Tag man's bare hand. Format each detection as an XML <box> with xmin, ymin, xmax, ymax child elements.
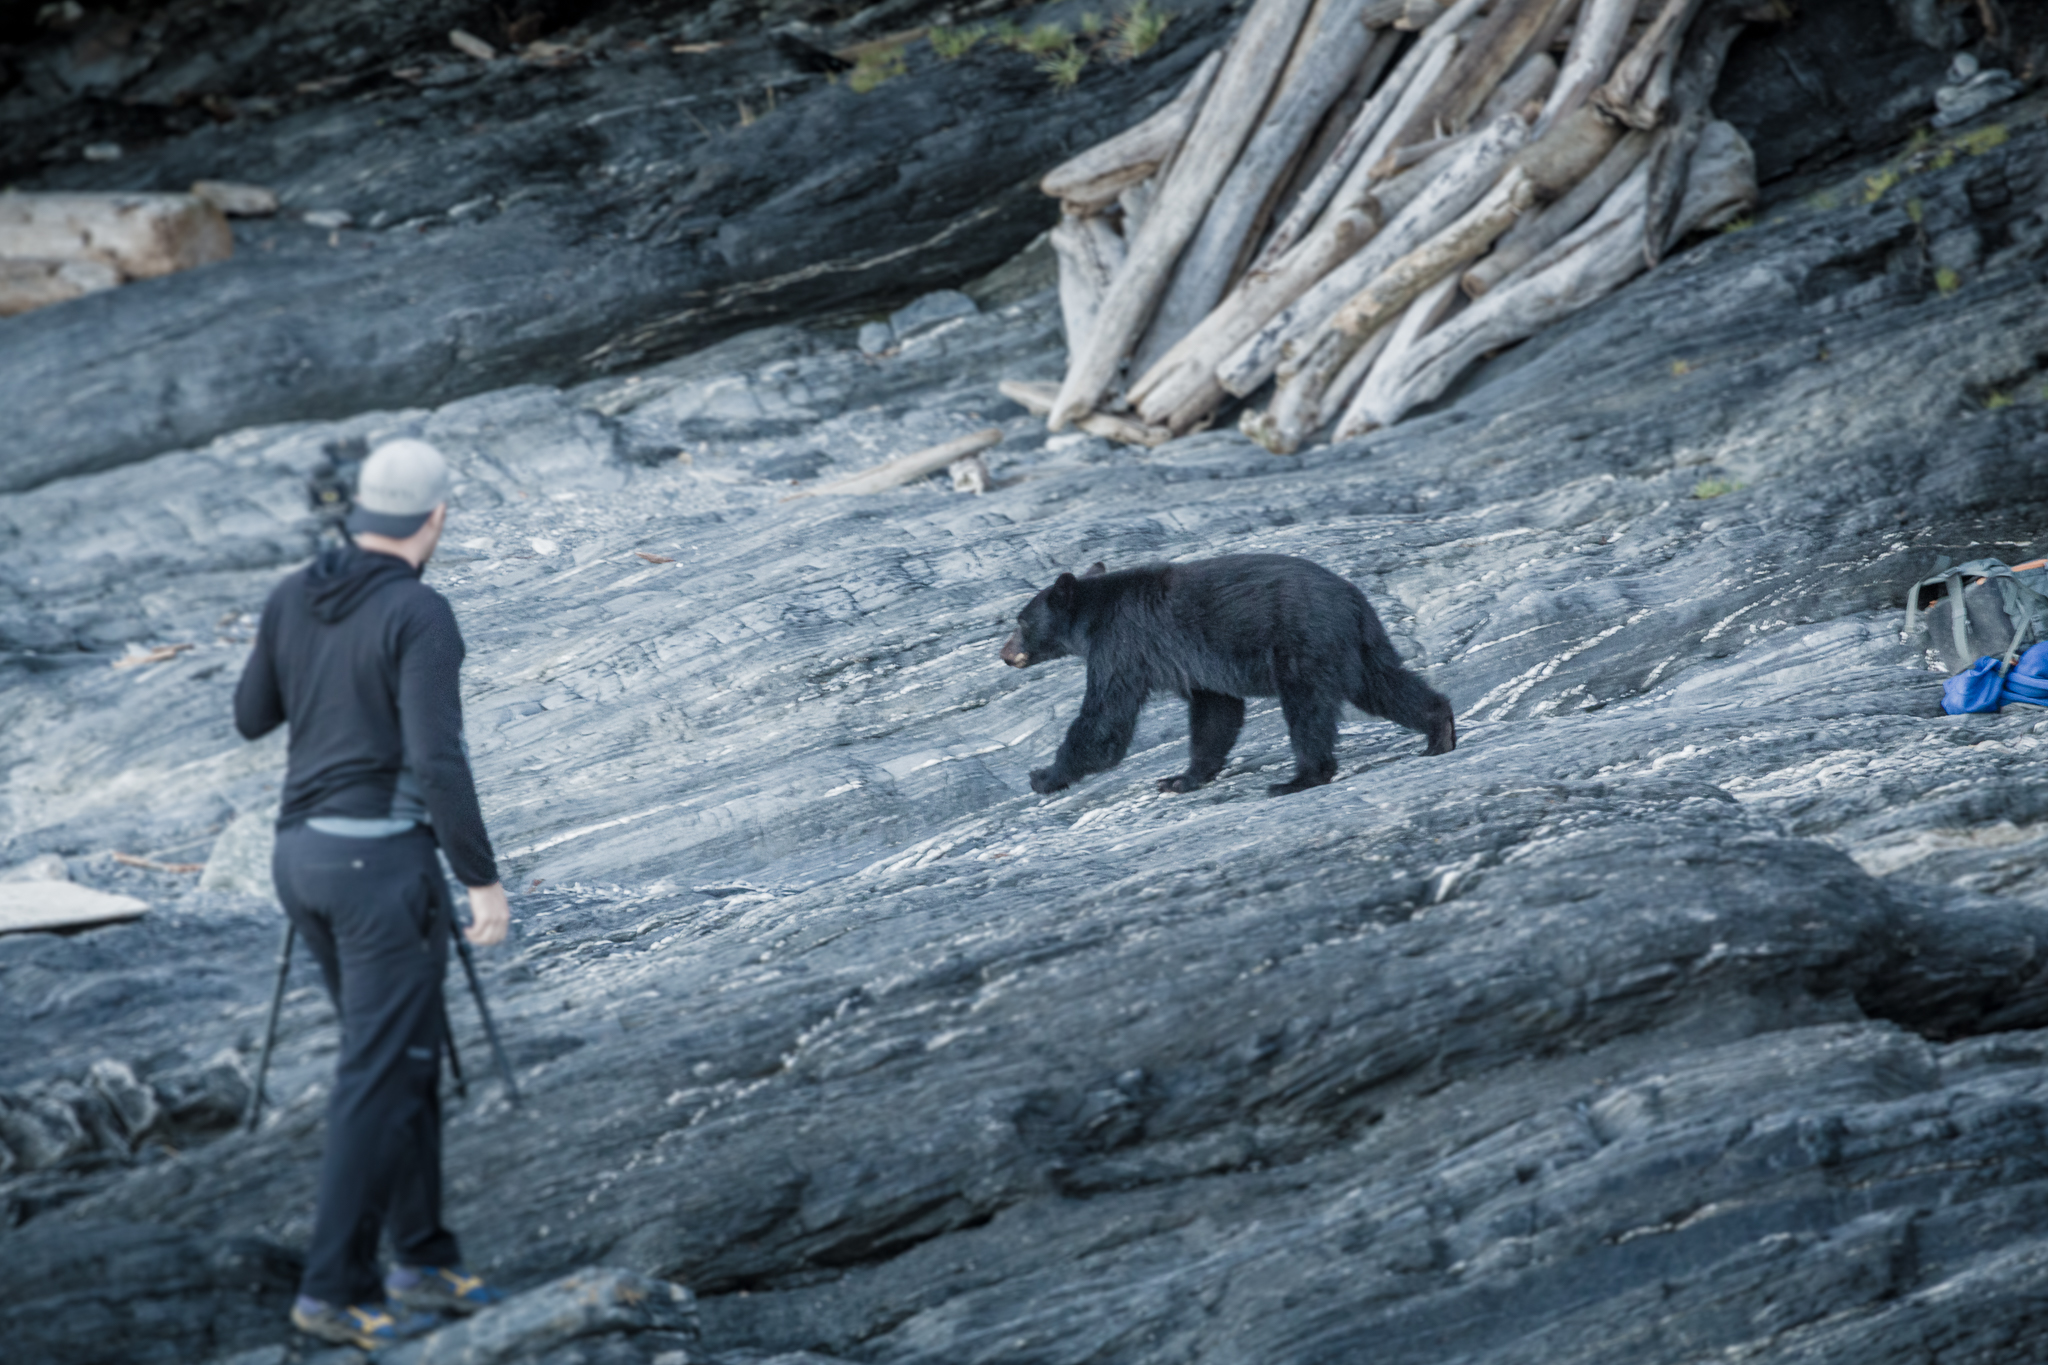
<box><xmin>464</xmin><ymin>882</ymin><xmax>511</xmax><ymax>946</ymax></box>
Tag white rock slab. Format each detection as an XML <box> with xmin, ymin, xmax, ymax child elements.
<box><xmin>0</xmin><ymin>882</ymin><xmax>147</xmax><ymax>934</ymax></box>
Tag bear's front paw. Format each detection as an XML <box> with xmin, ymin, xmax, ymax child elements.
<box><xmin>1156</xmin><ymin>772</ymin><xmax>1202</xmax><ymax>793</ymax></box>
<box><xmin>1030</xmin><ymin>767</ymin><xmax>1071</xmax><ymax>795</ymax></box>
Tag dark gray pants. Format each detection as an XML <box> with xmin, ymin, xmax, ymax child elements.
<box><xmin>273</xmin><ymin>824</ymin><xmax>462</xmax><ymax>1306</ymax></box>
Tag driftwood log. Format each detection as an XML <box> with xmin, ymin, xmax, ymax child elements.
<box><xmin>1040</xmin><ymin>52</ymin><xmax>1224</xmax><ymax>212</ymax></box>
<box><xmin>1132</xmin><ymin>0</ymin><xmax>1379</xmax><ymax>378</ymax></box>
<box><xmin>1000</xmin><ymin>380</ymin><xmax>1172</xmax><ymax>446</ymax></box>
<box><xmin>1218</xmin><ymin>112</ymin><xmax>1530</xmax><ymax>398</ymax></box>
<box><xmin>1049</xmin><ymin>0</ymin><xmax>1319</xmax><ymax>430</ymax></box>
<box><xmin>1336</xmin><ymin>120</ymin><xmax>1752</xmax><ymax>432</ymax></box>
<box><xmin>1028</xmin><ymin>0</ymin><xmax>1772</xmax><ymax>446</ymax></box>
<box><xmin>1051</xmin><ymin>211</ymin><xmax>1129</xmax><ymax>355</ymax></box>
<box><xmin>1248</xmin><ymin>0</ymin><xmax>1487</xmax><ymax>276</ymax></box>
<box><xmin>1463</xmin><ymin>125</ymin><xmax>1650</xmax><ymax>295</ymax></box>
<box><xmin>0</xmin><ymin>193</ymin><xmax>232</xmax><ymax>280</ymax></box>
<box><xmin>0</xmin><ymin>258</ymin><xmax>121</xmax><ymax>317</ymax></box>
<box><xmin>794</xmin><ymin>428</ymin><xmax>1004</xmax><ymax>497</ymax></box>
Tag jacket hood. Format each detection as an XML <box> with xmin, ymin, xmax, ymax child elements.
<box><xmin>306</xmin><ymin>545</ymin><xmax>418</xmax><ymax>624</ymax></box>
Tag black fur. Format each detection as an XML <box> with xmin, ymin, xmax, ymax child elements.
<box><xmin>1000</xmin><ymin>554</ymin><xmax>1456</xmax><ymax>797</ymax></box>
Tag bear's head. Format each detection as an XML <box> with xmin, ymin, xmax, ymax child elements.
<box><xmin>1000</xmin><ymin>562</ymin><xmax>1104</xmax><ymax>668</ymax></box>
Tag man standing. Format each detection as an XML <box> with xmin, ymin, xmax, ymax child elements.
<box><xmin>235</xmin><ymin>438</ymin><xmax>512</xmax><ymax>1350</ymax></box>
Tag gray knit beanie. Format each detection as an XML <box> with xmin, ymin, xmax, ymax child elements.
<box><xmin>346</xmin><ymin>439</ymin><xmax>450</xmax><ymax>538</ymax></box>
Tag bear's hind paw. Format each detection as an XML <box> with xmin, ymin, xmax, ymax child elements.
<box><xmin>1029</xmin><ymin>767</ymin><xmax>1072</xmax><ymax>795</ymax></box>
<box><xmin>1156</xmin><ymin>773</ymin><xmax>1206</xmax><ymax>794</ymax></box>
<box><xmin>1267</xmin><ymin>772</ymin><xmax>1334</xmax><ymax>796</ymax></box>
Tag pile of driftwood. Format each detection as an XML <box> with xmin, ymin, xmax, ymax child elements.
<box><xmin>1029</xmin><ymin>0</ymin><xmax>1770</xmax><ymax>452</ymax></box>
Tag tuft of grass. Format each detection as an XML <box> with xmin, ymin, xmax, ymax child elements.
<box><xmin>1954</xmin><ymin>123</ymin><xmax>2008</xmax><ymax>156</ymax></box>
<box><xmin>990</xmin><ymin>18</ymin><xmax>1023</xmax><ymax>46</ymax></box>
<box><xmin>1804</xmin><ymin>187</ymin><xmax>1839</xmax><ymax>212</ymax></box>
<box><xmin>1905</xmin><ymin>196</ymin><xmax>1924</xmax><ymax>224</ymax></box>
<box><xmin>928</xmin><ymin>24</ymin><xmax>986</xmax><ymax>59</ymax></box>
<box><xmin>1080</xmin><ymin>10</ymin><xmax>1106</xmax><ymax>35</ymax></box>
<box><xmin>1693</xmin><ymin>477</ymin><xmax>1744</xmax><ymax>499</ymax></box>
<box><xmin>1019</xmin><ymin>22</ymin><xmax>1074</xmax><ymax>54</ymax></box>
<box><xmin>848</xmin><ymin>44</ymin><xmax>907</xmax><ymax>93</ymax></box>
<box><xmin>1863</xmin><ymin>168</ymin><xmax>1898</xmax><ymax>203</ymax></box>
<box><xmin>1935</xmin><ymin>266</ymin><xmax>1961</xmax><ymax>295</ymax></box>
<box><xmin>1718</xmin><ymin>214</ymin><xmax>1753</xmax><ymax>233</ymax></box>
<box><xmin>1670</xmin><ymin>359</ymin><xmax>1693</xmax><ymax>377</ymax></box>
<box><xmin>1113</xmin><ymin>0</ymin><xmax>1172</xmax><ymax>58</ymax></box>
<box><xmin>1985</xmin><ymin>390</ymin><xmax>2015</xmax><ymax>410</ymax></box>
<box><xmin>1038</xmin><ymin>43</ymin><xmax>1089</xmax><ymax>89</ymax></box>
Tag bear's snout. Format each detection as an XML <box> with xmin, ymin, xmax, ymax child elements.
<box><xmin>1000</xmin><ymin>633</ymin><xmax>1031</xmax><ymax>668</ymax></box>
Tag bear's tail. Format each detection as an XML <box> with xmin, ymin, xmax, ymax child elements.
<box><xmin>1356</xmin><ymin>649</ymin><xmax>1457</xmax><ymax>756</ymax></box>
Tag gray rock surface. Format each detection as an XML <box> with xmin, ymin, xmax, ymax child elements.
<box><xmin>0</xmin><ymin>0</ymin><xmax>1232</xmax><ymax>492</ymax></box>
<box><xmin>4</xmin><ymin>8</ymin><xmax>2048</xmax><ymax>1365</ymax></box>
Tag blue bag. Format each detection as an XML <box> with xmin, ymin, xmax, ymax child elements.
<box><xmin>1943</xmin><ymin>656</ymin><xmax>2009</xmax><ymax>714</ymax></box>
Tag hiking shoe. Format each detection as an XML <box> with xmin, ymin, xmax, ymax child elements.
<box><xmin>290</xmin><ymin>1296</ymin><xmax>440</xmax><ymax>1350</ymax></box>
<box><xmin>386</xmin><ymin>1264</ymin><xmax>507</xmax><ymax>1316</ymax></box>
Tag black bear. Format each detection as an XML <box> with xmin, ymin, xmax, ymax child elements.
<box><xmin>999</xmin><ymin>554</ymin><xmax>1456</xmax><ymax>796</ymax></box>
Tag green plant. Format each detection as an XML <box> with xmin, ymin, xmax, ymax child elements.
<box><xmin>1985</xmin><ymin>390</ymin><xmax>2015</xmax><ymax>410</ymax></box>
<box><xmin>928</xmin><ymin>23</ymin><xmax>986</xmax><ymax>58</ymax></box>
<box><xmin>1905</xmin><ymin>196</ymin><xmax>1924</xmax><ymax>224</ymax></box>
<box><xmin>1693</xmin><ymin>477</ymin><xmax>1744</xmax><ymax>499</ymax></box>
<box><xmin>1020</xmin><ymin>22</ymin><xmax>1074</xmax><ymax>54</ymax></box>
<box><xmin>1935</xmin><ymin>266</ymin><xmax>1961</xmax><ymax>295</ymax></box>
<box><xmin>848</xmin><ymin>44</ymin><xmax>907</xmax><ymax>93</ymax></box>
<box><xmin>1113</xmin><ymin>0</ymin><xmax>1172</xmax><ymax>58</ymax></box>
<box><xmin>1804</xmin><ymin>187</ymin><xmax>1839</xmax><ymax>212</ymax></box>
<box><xmin>990</xmin><ymin>18</ymin><xmax>1023</xmax><ymax>45</ymax></box>
<box><xmin>1862</xmin><ymin>168</ymin><xmax>1898</xmax><ymax>203</ymax></box>
<box><xmin>1718</xmin><ymin>215</ymin><xmax>1753</xmax><ymax>233</ymax></box>
<box><xmin>1039</xmin><ymin>43</ymin><xmax>1089</xmax><ymax>89</ymax></box>
<box><xmin>1081</xmin><ymin>11</ymin><xmax>1106</xmax><ymax>36</ymax></box>
<box><xmin>1954</xmin><ymin>123</ymin><xmax>2008</xmax><ymax>156</ymax></box>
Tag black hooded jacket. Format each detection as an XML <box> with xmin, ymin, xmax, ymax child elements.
<box><xmin>235</xmin><ymin>545</ymin><xmax>499</xmax><ymax>887</ymax></box>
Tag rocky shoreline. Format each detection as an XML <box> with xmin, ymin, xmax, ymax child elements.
<box><xmin>5</xmin><ymin>2</ymin><xmax>2048</xmax><ymax>1363</ymax></box>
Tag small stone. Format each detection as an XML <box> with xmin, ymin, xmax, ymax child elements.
<box><xmin>88</xmin><ymin>1059</ymin><xmax>159</xmax><ymax>1140</ymax></box>
<box><xmin>191</xmin><ymin>181</ymin><xmax>280</xmax><ymax>217</ymax></box>
<box><xmin>302</xmin><ymin>209</ymin><xmax>353</xmax><ymax>230</ymax></box>
<box><xmin>887</xmin><ymin>290</ymin><xmax>977</xmax><ymax>339</ymax></box>
<box><xmin>858</xmin><ymin>321</ymin><xmax>895</xmax><ymax>356</ymax></box>
<box><xmin>948</xmin><ymin>452</ymin><xmax>990</xmax><ymax>494</ymax></box>
<box><xmin>450</xmin><ymin>28</ymin><xmax>498</xmax><ymax>62</ymax></box>
<box><xmin>81</xmin><ymin>142</ymin><xmax>122</xmax><ymax>162</ymax></box>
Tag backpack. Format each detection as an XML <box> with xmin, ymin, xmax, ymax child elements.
<box><xmin>1903</xmin><ymin>556</ymin><xmax>2048</xmax><ymax>712</ymax></box>
<box><xmin>1905</xmin><ymin>557</ymin><xmax>2048</xmax><ymax>672</ymax></box>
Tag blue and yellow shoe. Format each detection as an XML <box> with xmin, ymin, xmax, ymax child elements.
<box><xmin>385</xmin><ymin>1264</ymin><xmax>507</xmax><ymax>1316</ymax></box>
<box><xmin>289</xmin><ymin>1295</ymin><xmax>440</xmax><ymax>1349</ymax></box>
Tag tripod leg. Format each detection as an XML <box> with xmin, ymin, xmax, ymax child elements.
<box><xmin>245</xmin><ymin>921</ymin><xmax>295</xmax><ymax>1133</ymax></box>
<box><xmin>454</xmin><ymin>934</ymin><xmax>521</xmax><ymax>1106</ymax></box>
<box><xmin>440</xmin><ymin>996</ymin><xmax>467</xmax><ymax>1100</ymax></box>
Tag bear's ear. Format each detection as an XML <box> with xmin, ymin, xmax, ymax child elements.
<box><xmin>1049</xmin><ymin>571</ymin><xmax>1079</xmax><ymax>606</ymax></box>
<box><xmin>1083</xmin><ymin>561</ymin><xmax>1106</xmax><ymax>578</ymax></box>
